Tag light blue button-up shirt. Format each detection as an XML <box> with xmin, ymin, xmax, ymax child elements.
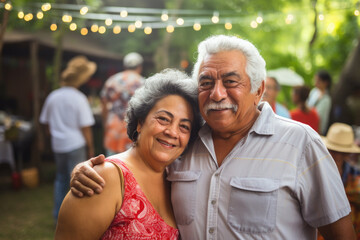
<box><xmin>168</xmin><ymin>102</ymin><xmax>350</xmax><ymax>239</ymax></box>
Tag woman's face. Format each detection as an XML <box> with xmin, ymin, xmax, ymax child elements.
<box><xmin>136</xmin><ymin>95</ymin><xmax>194</xmax><ymax>168</ymax></box>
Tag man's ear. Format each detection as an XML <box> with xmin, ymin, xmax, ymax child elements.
<box><xmin>255</xmin><ymin>80</ymin><xmax>265</xmax><ymax>105</ymax></box>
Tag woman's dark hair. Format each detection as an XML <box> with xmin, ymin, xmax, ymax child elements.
<box><xmin>293</xmin><ymin>85</ymin><xmax>310</xmax><ymax>103</ymax></box>
<box><xmin>316</xmin><ymin>70</ymin><xmax>332</xmax><ymax>90</ymax></box>
<box><xmin>126</xmin><ymin>68</ymin><xmax>203</xmax><ymax>145</ymax></box>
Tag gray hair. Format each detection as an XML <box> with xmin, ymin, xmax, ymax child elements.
<box><xmin>192</xmin><ymin>35</ymin><xmax>266</xmax><ymax>93</ymax></box>
<box><xmin>126</xmin><ymin>68</ymin><xmax>203</xmax><ymax>144</ymax></box>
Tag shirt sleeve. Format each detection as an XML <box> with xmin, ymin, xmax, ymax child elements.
<box><xmin>296</xmin><ymin>137</ymin><xmax>351</xmax><ymax>227</ymax></box>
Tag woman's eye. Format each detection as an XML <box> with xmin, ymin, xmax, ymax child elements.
<box><xmin>157</xmin><ymin>116</ymin><xmax>170</xmax><ymax>124</ymax></box>
<box><xmin>180</xmin><ymin>124</ymin><xmax>191</xmax><ymax>132</ymax></box>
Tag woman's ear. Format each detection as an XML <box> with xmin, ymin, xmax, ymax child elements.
<box><xmin>136</xmin><ymin>121</ymin><xmax>142</xmax><ymax>133</ymax></box>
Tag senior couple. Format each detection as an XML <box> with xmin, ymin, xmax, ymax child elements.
<box><xmin>55</xmin><ymin>35</ymin><xmax>355</xmax><ymax>239</ymax></box>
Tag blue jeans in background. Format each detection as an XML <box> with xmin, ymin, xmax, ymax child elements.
<box><xmin>53</xmin><ymin>146</ymin><xmax>86</xmax><ymax>221</ymax></box>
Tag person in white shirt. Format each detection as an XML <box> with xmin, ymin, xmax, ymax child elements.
<box><xmin>40</xmin><ymin>56</ymin><xmax>96</xmax><ymax>222</ymax></box>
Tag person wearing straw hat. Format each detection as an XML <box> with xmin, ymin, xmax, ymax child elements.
<box><xmin>100</xmin><ymin>52</ymin><xmax>145</xmax><ymax>157</ymax></box>
<box><xmin>40</xmin><ymin>55</ymin><xmax>96</xmax><ymax>223</ymax></box>
<box><xmin>321</xmin><ymin>122</ymin><xmax>360</xmax><ymax>239</ymax></box>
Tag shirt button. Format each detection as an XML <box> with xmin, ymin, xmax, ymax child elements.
<box><xmin>209</xmin><ymin>228</ymin><xmax>214</xmax><ymax>234</ymax></box>
<box><xmin>211</xmin><ymin>200</ymin><xmax>216</xmax><ymax>205</ymax></box>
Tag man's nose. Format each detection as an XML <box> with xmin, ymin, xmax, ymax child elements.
<box><xmin>210</xmin><ymin>81</ymin><xmax>227</xmax><ymax>102</ymax></box>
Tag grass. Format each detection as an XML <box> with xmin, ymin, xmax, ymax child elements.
<box><xmin>0</xmin><ymin>161</ymin><xmax>56</xmax><ymax>240</ymax></box>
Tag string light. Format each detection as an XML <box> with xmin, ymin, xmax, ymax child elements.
<box><xmin>166</xmin><ymin>25</ymin><xmax>174</xmax><ymax>33</ymax></box>
<box><xmin>105</xmin><ymin>18</ymin><xmax>112</xmax><ymax>26</ymax></box>
<box><xmin>18</xmin><ymin>11</ymin><xmax>24</xmax><ymax>19</ymax></box>
<box><xmin>211</xmin><ymin>12</ymin><xmax>219</xmax><ymax>24</ymax></box>
<box><xmin>225</xmin><ymin>22</ymin><xmax>232</xmax><ymax>30</ymax></box>
<box><xmin>354</xmin><ymin>10</ymin><xmax>359</xmax><ymax>16</ymax></box>
<box><xmin>113</xmin><ymin>25</ymin><xmax>121</xmax><ymax>34</ymax></box>
<box><xmin>50</xmin><ymin>23</ymin><xmax>57</xmax><ymax>31</ymax></box>
<box><xmin>80</xmin><ymin>6</ymin><xmax>88</xmax><ymax>15</ymax></box>
<box><xmin>41</xmin><ymin>3</ymin><xmax>51</xmax><ymax>12</ymax></box>
<box><xmin>98</xmin><ymin>26</ymin><xmax>106</xmax><ymax>34</ymax></box>
<box><xmin>176</xmin><ymin>18</ymin><xmax>184</xmax><ymax>25</ymax></box>
<box><xmin>250</xmin><ymin>21</ymin><xmax>258</xmax><ymax>28</ymax></box>
<box><xmin>62</xmin><ymin>14</ymin><xmax>72</xmax><ymax>23</ymax></box>
<box><xmin>256</xmin><ymin>16</ymin><xmax>263</xmax><ymax>24</ymax></box>
<box><xmin>120</xmin><ymin>10</ymin><xmax>128</xmax><ymax>18</ymax></box>
<box><xmin>193</xmin><ymin>22</ymin><xmax>201</xmax><ymax>31</ymax></box>
<box><xmin>135</xmin><ymin>20</ymin><xmax>142</xmax><ymax>28</ymax></box>
<box><xmin>24</xmin><ymin>13</ymin><xmax>34</xmax><ymax>22</ymax></box>
<box><xmin>91</xmin><ymin>24</ymin><xmax>99</xmax><ymax>32</ymax></box>
<box><xmin>128</xmin><ymin>24</ymin><xmax>136</xmax><ymax>32</ymax></box>
<box><xmin>69</xmin><ymin>23</ymin><xmax>77</xmax><ymax>31</ymax></box>
<box><xmin>80</xmin><ymin>28</ymin><xmax>88</xmax><ymax>35</ymax></box>
<box><xmin>161</xmin><ymin>11</ymin><xmax>169</xmax><ymax>21</ymax></box>
<box><xmin>37</xmin><ymin>11</ymin><xmax>44</xmax><ymax>19</ymax></box>
<box><xmin>319</xmin><ymin>14</ymin><xmax>325</xmax><ymax>21</ymax></box>
<box><xmin>5</xmin><ymin>3</ymin><xmax>12</xmax><ymax>11</ymax></box>
<box><xmin>144</xmin><ymin>26</ymin><xmax>152</xmax><ymax>34</ymax></box>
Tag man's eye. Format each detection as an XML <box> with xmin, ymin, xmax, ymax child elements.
<box><xmin>224</xmin><ymin>80</ymin><xmax>239</xmax><ymax>87</ymax></box>
<box><xmin>199</xmin><ymin>81</ymin><xmax>213</xmax><ymax>89</ymax></box>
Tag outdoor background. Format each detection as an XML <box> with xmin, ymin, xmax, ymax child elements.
<box><xmin>0</xmin><ymin>0</ymin><xmax>360</xmax><ymax>239</ymax></box>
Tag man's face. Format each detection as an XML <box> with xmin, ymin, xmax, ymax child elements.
<box><xmin>197</xmin><ymin>50</ymin><xmax>264</xmax><ymax>133</ymax></box>
<box><xmin>262</xmin><ymin>77</ymin><xmax>278</xmax><ymax>104</ymax></box>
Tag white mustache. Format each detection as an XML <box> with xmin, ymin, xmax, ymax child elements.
<box><xmin>204</xmin><ymin>102</ymin><xmax>238</xmax><ymax>114</ymax></box>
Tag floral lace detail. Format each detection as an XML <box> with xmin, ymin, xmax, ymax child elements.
<box><xmin>101</xmin><ymin>158</ymin><xmax>179</xmax><ymax>240</ymax></box>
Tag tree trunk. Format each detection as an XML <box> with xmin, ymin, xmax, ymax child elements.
<box><xmin>330</xmin><ymin>38</ymin><xmax>360</xmax><ymax>126</ymax></box>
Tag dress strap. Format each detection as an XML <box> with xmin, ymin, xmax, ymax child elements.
<box><xmin>107</xmin><ymin>159</ymin><xmax>125</xmax><ymax>200</ymax></box>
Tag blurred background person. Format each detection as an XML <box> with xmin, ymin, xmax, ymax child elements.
<box><xmin>290</xmin><ymin>85</ymin><xmax>320</xmax><ymax>133</ymax></box>
<box><xmin>321</xmin><ymin>122</ymin><xmax>360</xmax><ymax>239</ymax></box>
<box><xmin>101</xmin><ymin>52</ymin><xmax>145</xmax><ymax>156</ymax></box>
<box><xmin>308</xmin><ymin>70</ymin><xmax>332</xmax><ymax>135</ymax></box>
<box><xmin>262</xmin><ymin>76</ymin><xmax>290</xmax><ymax>118</ymax></box>
<box><xmin>39</xmin><ymin>55</ymin><xmax>96</xmax><ymax>223</ymax></box>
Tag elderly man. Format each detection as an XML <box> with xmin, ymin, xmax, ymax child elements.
<box><xmin>70</xmin><ymin>35</ymin><xmax>354</xmax><ymax>239</ymax></box>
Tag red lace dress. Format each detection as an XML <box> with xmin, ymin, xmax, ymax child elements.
<box><xmin>101</xmin><ymin>158</ymin><xmax>179</xmax><ymax>240</ymax></box>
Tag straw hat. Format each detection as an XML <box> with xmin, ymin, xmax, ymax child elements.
<box><xmin>61</xmin><ymin>56</ymin><xmax>97</xmax><ymax>88</ymax></box>
<box><xmin>321</xmin><ymin>123</ymin><xmax>360</xmax><ymax>153</ymax></box>
<box><xmin>123</xmin><ymin>52</ymin><xmax>143</xmax><ymax>68</ymax></box>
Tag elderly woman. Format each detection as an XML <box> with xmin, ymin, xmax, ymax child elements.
<box><xmin>55</xmin><ymin>69</ymin><xmax>202</xmax><ymax>239</ymax></box>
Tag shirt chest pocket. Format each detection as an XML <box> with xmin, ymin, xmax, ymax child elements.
<box><xmin>167</xmin><ymin>170</ymin><xmax>201</xmax><ymax>225</ymax></box>
<box><xmin>228</xmin><ymin>177</ymin><xmax>280</xmax><ymax>234</ymax></box>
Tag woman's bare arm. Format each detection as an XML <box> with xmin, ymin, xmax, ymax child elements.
<box><xmin>55</xmin><ymin>162</ymin><xmax>122</xmax><ymax>240</ymax></box>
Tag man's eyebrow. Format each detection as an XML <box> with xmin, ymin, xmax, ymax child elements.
<box><xmin>221</xmin><ymin>71</ymin><xmax>241</xmax><ymax>78</ymax></box>
<box><xmin>199</xmin><ymin>74</ymin><xmax>215</xmax><ymax>81</ymax></box>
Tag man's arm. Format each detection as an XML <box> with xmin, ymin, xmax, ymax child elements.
<box><xmin>318</xmin><ymin>214</ymin><xmax>356</xmax><ymax>240</ymax></box>
<box><xmin>70</xmin><ymin>155</ymin><xmax>106</xmax><ymax>197</ymax></box>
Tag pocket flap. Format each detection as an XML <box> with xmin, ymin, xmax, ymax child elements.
<box><xmin>230</xmin><ymin>177</ymin><xmax>280</xmax><ymax>192</ymax></box>
<box><xmin>167</xmin><ymin>170</ymin><xmax>201</xmax><ymax>182</ymax></box>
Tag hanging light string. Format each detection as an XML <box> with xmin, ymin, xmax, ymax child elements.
<box><xmin>1</xmin><ymin>1</ymin><xmax>358</xmax><ymax>34</ymax></box>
